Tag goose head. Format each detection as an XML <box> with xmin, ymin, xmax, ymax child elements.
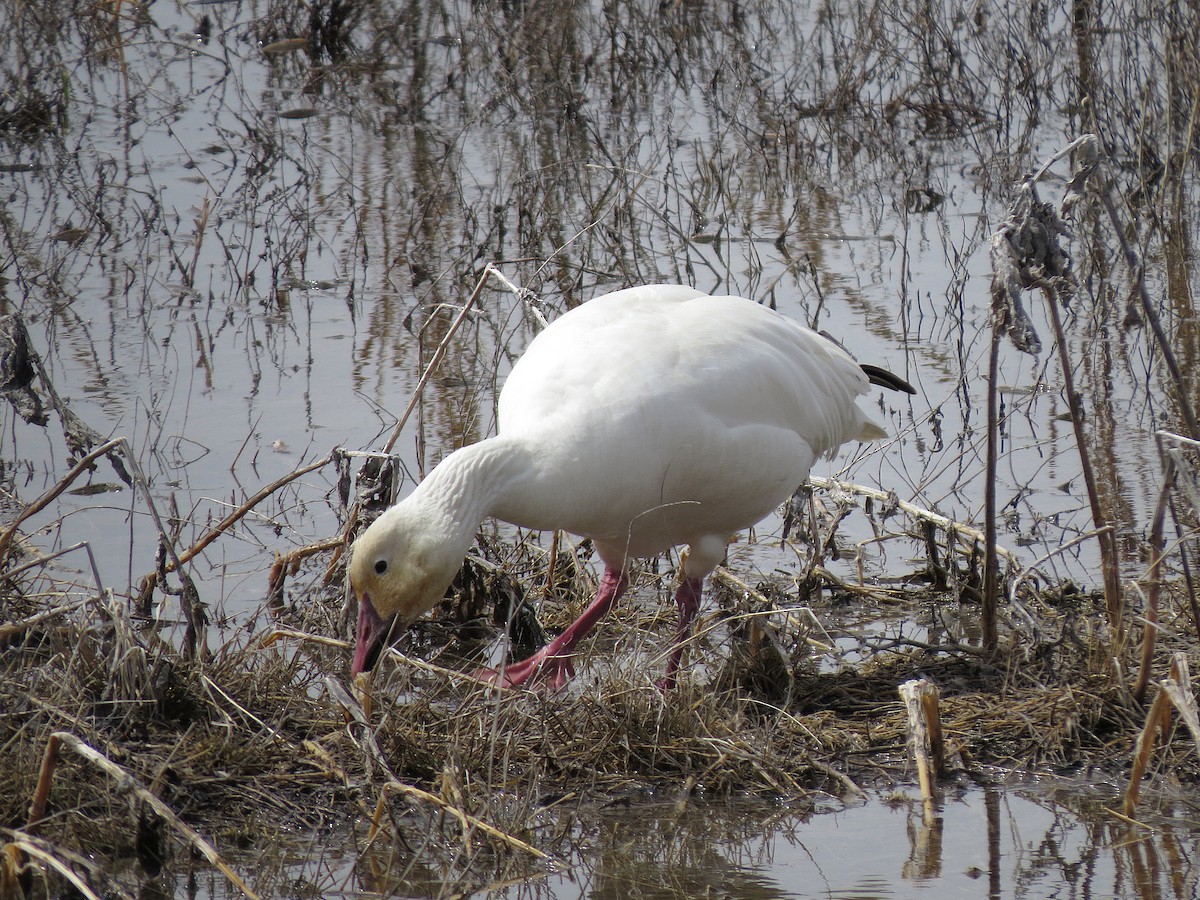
<box><xmin>346</xmin><ymin>503</ymin><xmax>468</xmax><ymax>675</ymax></box>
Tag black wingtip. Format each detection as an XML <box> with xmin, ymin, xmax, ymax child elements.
<box><xmin>861</xmin><ymin>364</ymin><xmax>917</xmax><ymax>395</ymax></box>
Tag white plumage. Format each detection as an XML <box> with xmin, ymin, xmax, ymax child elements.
<box><xmin>348</xmin><ymin>284</ymin><xmax>913</xmax><ymax>689</ymax></box>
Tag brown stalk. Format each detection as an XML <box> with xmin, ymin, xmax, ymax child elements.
<box><xmin>1120</xmin><ymin>653</ymin><xmax>1198</xmax><ymax>820</ymax></box>
<box><xmin>899</xmin><ymin>679</ymin><xmax>944</xmax><ymax>811</ymax></box>
<box><xmin>1041</xmin><ymin>284</ymin><xmax>1124</xmax><ymax>641</ymax></box>
<box><xmin>185</xmin><ymin>197</ymin><xmax>211</xmax><ymax>289</ymax></box>
<box><xmin>1121</xmin><ymin>686</ymin><xmax>1171</xmax><ymax>819</ymax></box>
<box><xmin>1133</xmin><ymin>468</ymin><xmax>1174</xmax><ymax>704</ymax></box>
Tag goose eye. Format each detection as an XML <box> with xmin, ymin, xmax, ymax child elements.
<box><xmin>374</xmin><ymin>559</ymin><xmax>388</xmax><ymax>575</ymax></box>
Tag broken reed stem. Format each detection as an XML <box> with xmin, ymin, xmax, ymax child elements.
<box><xmin>26</xmin><ymin>734</ymin><xmax>62</xmax><ymax>831</ymax></box>
<box><xmin>1122</xmin><ymin>683</ymin><xmax>1172</xmax><ymax>819</ymax></box>
<box><xmin>25</xmin><ymin>732</ymin><xmax>261</xmax><ymax>900</ymax></box>
<box><xmin>0</xmin><ymin>845</ymin><xmax>20</xmax><ymax>898</ymax></box>
<box><xmin>185</xmin><ymin>196</ymin><xmax>211</xmax><ymax>289</ymax></box>
<box><xmin>1121</xmin><ymin>654</ymin><xmax>1197</xmax><ymax>819</ymax></box>
<box><xmin>1133</xmin><ymin>469</ymin><xmax>1174</xmax><ymax>704</ymax></box>
<box><xmin>982</xmin><ymin>323</ymin><xmax>1002</xmax><ymax>656</ymax></box>
<box><xmin>920</xmin><ymin>688</ymin><xmax>946</xmax><ymax>779</ymax></box>
<box><xmin>1159</xmin><ymin>654</ymin><xmax>1200</xmax><ymax>756</ymax></box>
<box><xmin>5</xmin><ymin>841</ymin><xmax>101</xmax><ymax>900</ymax></box>
<box><xmin>807</xmin><ymin>476</ymin><xmax>1021</xmax><ymax>567</ymax></box>
<box><xmin>267</xmin><ymin>535</ymin><xmax>344</xmax><ymax>610</ymax></box>
<box><xmin>900</xmin><ymin>679</ymin><xmax>944</xmax><ymax>811</ymax></box>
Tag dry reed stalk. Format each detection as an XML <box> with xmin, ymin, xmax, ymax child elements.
<box><xmin>0</xmin><ymin>843</ymin><xmax>22</xmax><ymax>900</ymax></box>
<box><xmin>184</xmin><ymin>196</ymin><xmax>211</xmax><ymax>289</ymax></box>
<box><xmin>807</xmin><ymin>476</ymin><xmax>1021</xmax><ymax>568</ymax></box>
<box><xmin>2</xmin><ymin>839</ymin><xmax>101</xmax><ymax>900</ymax></box>
<box><xmin>0</xmin><ymin>600</ymin><xmax>91</xmax><ymax>644</ymax></box>
<box><xmin>1133</xmin><ymin>470</ymin><xmax>1174</xmax><ymax>703</ymax></box>
<box><xmin>24</xmin><ymin>731</ymin><xmax>261</xmax><ymax>900</ymax></box>
<box><xmin>1158</xmin><ymin>653</ymin><xmax>1200</xmax><ymax>757</ymax></box>
<box><xmin>711</xmin><ymin>566</ymin><xmax>835</xmax><ymax>651</ymax></box>
<box><xmin>267</xmin><ymin>535</ymin><xmax>344</xmax><ymax>608</ymax></box>
<box><xmin>1122</xmin><ymin>685</ymin><xmax>1172</xmax><ymax>819</ymax></box>
<box><xmin>1041</xmin><ymin>276</ymin><xmax>1124</xmax><ymax>641</ymax></box>
<box><xmin>987</xmin><ymin>138</ymin><xmax>1125</xmax><ymax>646</ymax></box>
<box><xmin>982</xmin><ymin>321</ymin><xmax>1002</xmax><ymax>656</ymax></box>
<box><xmin>899</xmin><ymin>679</ymin><xmax>944</xmax><ymax>809</ymax></box>
<box><xmin>3</xmin><ymin>542</ymin><xmax>104</xmax><ymax>594</ymax></box>
<box><xmin>323</xmin><ymin>676</ymin><xmax>401</xmax><ymax>783</ymax></box>
<box><xmin>1120</xmin><ymin>654</ymin><xmax>1200</xmax><ymax>819</ymax></box>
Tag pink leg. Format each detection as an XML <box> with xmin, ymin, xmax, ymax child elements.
<box><xmin>657</xmin><ymin>575</ymin><xmax>703</xmax><ymax>692</ymax></box>
<box><xmin>479</xmin><ymin>567</ymin><xmax>630</xmax><ymax>691</ymax></box>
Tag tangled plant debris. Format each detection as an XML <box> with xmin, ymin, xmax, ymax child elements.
<box><xmin>4</xmin><ymin>0</ymin><xmax>1200</xmax><ymax>895</ymax></box>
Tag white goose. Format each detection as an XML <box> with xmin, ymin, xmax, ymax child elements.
<box><xmin>348</xmin><ymin>284</ymin><xmax>913</xmax><ymax>689</ymax></box>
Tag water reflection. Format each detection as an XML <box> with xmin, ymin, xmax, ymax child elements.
<box><xmin>3</xmin><ymin>0</ymin><xmax>1187</xmax><ymax>614</ymax></box>
<box><xmin>269</xmin><ymin>780</ymin><xmax>1198</xmax><ymax>899</ymax></box>
<box><xmin>530</xmin><ymin>782</ymin><xmax>1196</xmax><ymax>900</ymax></box>
<box><xmin>5</xmin><ymin>2</ymin><xmax>1200</xmax><ymax>893</ymax></box>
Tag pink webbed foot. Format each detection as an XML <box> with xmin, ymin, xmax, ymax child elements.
<box><xmin>472</xmin><ymin>650</ymin><xmax>576</xmax><ymax>692</ymax></box>
<box><xmin>472</xmin><ymin>566</ymin><xmax>629</xmax><ymax>692</ymax></box>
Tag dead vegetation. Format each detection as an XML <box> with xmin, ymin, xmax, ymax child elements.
<box><xmin>4</xmin><ymin>0</ymin><xmax>1200</xmax><ymax>895</ymax></box>
<box><xmin>3</xmin><ymin>478</ymin><xmax>1200</xmax><ymax>896</ymax></box>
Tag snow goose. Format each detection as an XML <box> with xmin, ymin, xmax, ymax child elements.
<box><xmin>348</xmin><ymin>284</ymin><xmax>914</xmax><ymax>689</ymax></box>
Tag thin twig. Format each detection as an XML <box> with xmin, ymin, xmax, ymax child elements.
<box><xmin>136</xmin><ymin>450</ymin><xmax>335</xmax><ymax>602</ymax></box>
<box><xmin>0</xmin><ymin>438</ymin><xmax>125</xmax><ymax>563</ymax></box>
<box><xmin>378</xmin><ymin>780</ymin><xmax>554</xmax><ymax>864</ymax></box>
<box><xmin>382</xmin><ymin>267</ymin><xmax>493</xmax><ymax>456</ymax></box>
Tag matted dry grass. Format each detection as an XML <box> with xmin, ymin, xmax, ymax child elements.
<box><xmin>3</xmin><ymin>522</ymin><xmax>1199</xmax><ymax>898</ymax></box>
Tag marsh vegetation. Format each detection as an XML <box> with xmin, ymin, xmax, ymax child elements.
<box><xmin>3</xmin><ymin>0</ymin><xmax>1200</xmax><ymax>896</ymax></box>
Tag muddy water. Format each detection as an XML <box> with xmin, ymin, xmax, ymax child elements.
<box><xmin>3</xmin><ymin>0</ymin><xmax>1197</xmax><ymax>896</ymax></box>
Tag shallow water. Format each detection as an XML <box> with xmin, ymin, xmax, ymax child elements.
<box><xmin>212</xmin><ymin>778</ymin><xmax>1198</xmax><ymax>899</ymax></box>
<box><xmin>3</xmin><ymin>0</ymin><xmax>1185</xmax><ymax>614</ymax></box>
<box><xmin>4</xmin><ymin>0</ymin><xmax>1199</xmax><ymax>896</ymax></box>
